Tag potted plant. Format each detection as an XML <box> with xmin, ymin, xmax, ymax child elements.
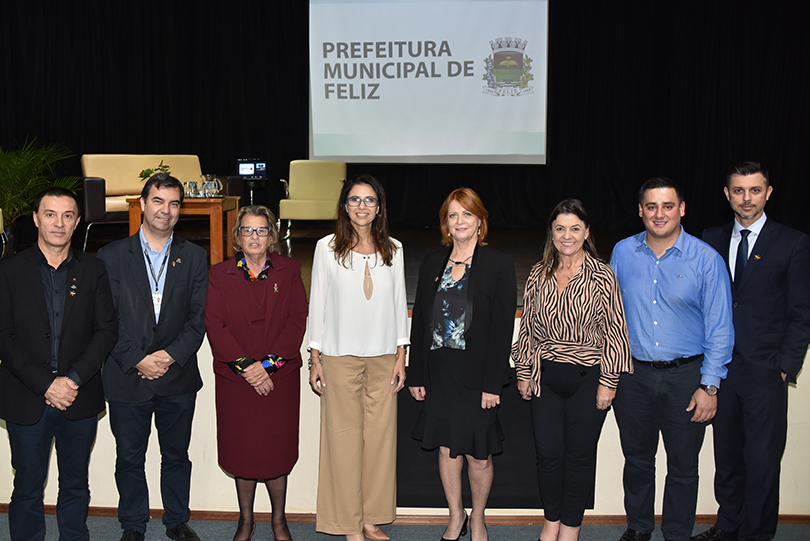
<box><xmin>0</xmin><ymin>139</ymin><xmax>82</xmax><ymax>255</ymax></box>
<box><xmin>138</xmin><ymin>160</ymin><xmax>171</xmax><ymax>181</ymax></box>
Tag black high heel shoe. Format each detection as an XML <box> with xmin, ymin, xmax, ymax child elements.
<box><xmin>441</xmin><ymin>512</ymin><xmax>468</xmax><ymax>541</ymax></box>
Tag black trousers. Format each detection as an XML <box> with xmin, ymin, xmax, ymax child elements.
<box><xmin>109</xmin><ymin>393</ymin><xmax>197</xmax><ymax>534</ymax></box>
<box><xmin>7</xmin><ymin>407</ymin><xmax>98</xmax><ymax>541</ymax></box>
<box><xmin>613</xmin><ymin>358</ymin><xmax>706</xmax><ymax>541</ymax></box>
<box><xmin>713</xmin><ymin>360</ymin><xmax>788</xmax><ymax>541</ymax></box>
<box><xmin>530</xmin><ymin>361</ymin><xmax>607</xmax><ymax>527</ymax></box>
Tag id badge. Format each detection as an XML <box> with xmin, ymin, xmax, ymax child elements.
<box><xmin>152</xmin><ymin>292</ymin><xmax>163</xmax><ymax>318</ymax></box>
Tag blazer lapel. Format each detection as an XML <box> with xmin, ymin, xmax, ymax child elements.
<box><xmin>21</xmin><ymin>249</ymin><xmax>50</xmax><ymax>324</ymax></box>
<box><xmin>719</xmin><ymin>223</ymin><xmax>733</xmax><ymax>278</ymax></box>
<box><xmin>262</xmin><ymin>256</ymin><xmax>282</xmax><ymax>333</ymax></box>
<box><xmin>465</xmin><ymin>244</ymin><xmax>479</xmax><ymax>332</ymax></box>
<box><xmin>126</xmin><ymin>234</ymin><xmax>157</xmax><ymax>312</ymax></box>
<box><xmin>161</xmin><ymin>237</ymin><xmax>184</xmax><ymax>310</ymax></box>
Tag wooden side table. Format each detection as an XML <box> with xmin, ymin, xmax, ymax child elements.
<box><xmin>127</xmin><ymin>195</ymin><xmax>240</xmax><ymax>264</ymax></box>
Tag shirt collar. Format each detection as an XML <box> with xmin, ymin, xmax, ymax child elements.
<box><xmin>636</xmin><ymin>225</ymin><xmax>686</xmax><ymax>256</ymax></box>
<box><xmin>235</xmin><ymin>251</ymin><xmax>274</xmax><ymax>281</ymax></box>
<box><xmin>34</xmin><ymin>243</ymin><xmax>74</xmax><ymax>270</ymax></box>
<box><xmin>138</xmin><ymin>226</ymin><xmax>173</xmax><ymax>254</ymax></box>
<box><xmin>732</xmin><ymin>212</ymin><xmax>767</xmax><ymax>237</ymax></box>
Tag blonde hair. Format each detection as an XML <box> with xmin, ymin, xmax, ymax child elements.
<box><xmin>231</xmin><ymin>205</ymin><xmax>280</xmax><ymax>254</ymax></box>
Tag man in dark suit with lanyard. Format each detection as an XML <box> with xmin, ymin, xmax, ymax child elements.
<box><xmin>0</xmin><ymin>187</ymin><xmax>118</xmax><ymax>540</ymax></box>
<box><xmin>98</xmin><ymin>173</ymin><xmax>208</xmax><ymax>541</ymax></box>
<box><xmin>695</xmin><ymin>161</ymin><xmax>810</xmax><ymax>541</ymax></box>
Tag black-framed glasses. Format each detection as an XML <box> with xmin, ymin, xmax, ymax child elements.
<box><xmin>238</xmin><ymin>226</ymin><xmax>271</xmax><ymax>237</ymax></box>
<box><xmin>347</xmin><ymin>196</ymin><xmax>379</xmax><ymax>208</ymax></box>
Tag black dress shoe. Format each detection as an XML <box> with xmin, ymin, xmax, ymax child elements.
<box><xmin>121</xmin><ymin>530</ymin><xmax>145</xmax><ymax>541</ymax></box>
<box><xmin>618</xmin><ymin>528</ymin><xmax>652</xmax><ymax>541</ymax></box>
<box><xmin>690</xmin><ymin>526</ymin><xmax>738</xmax><ymax>541</ymax></box>
<box><xmin>166</xmin><ymin>522</ymin><xmax>201</xmax><ymax>540</ymax></box>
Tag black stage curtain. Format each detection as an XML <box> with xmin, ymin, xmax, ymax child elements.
<box><xmin>4</xmin><ymin>2</ymin><xmax>810</xmax><ymax>236</ymax></box>
<box><xmin>4</xmin><ymin>1</ymin><xmax>810</xmax><ymax>509</ymax></box>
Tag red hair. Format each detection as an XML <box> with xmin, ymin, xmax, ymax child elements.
<box><xmin>439</xmin><ymin>187</ymin><xmax>489</xmax><ymax>247</ymax></box>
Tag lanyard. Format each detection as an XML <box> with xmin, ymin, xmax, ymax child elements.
<box><xmin>145</xmin><ymin>247</ymin><xmax>171</xmax><ymax>294</ymax></box>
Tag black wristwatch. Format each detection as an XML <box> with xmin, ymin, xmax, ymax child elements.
<box><xmin>699</xmin><ymin>384</ymin><xmax>718</xmax><ymax>396</ymax></box>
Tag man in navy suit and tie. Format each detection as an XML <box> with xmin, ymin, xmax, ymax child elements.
<box><xmin>695</xmin><ymin>161</ymin><xmax>810</xmax><ymax>541</ymax></box>
<box><xmin>99</xmin><ymin>174</ymin><xmax>208</xmax><ymax>541</ymax></box>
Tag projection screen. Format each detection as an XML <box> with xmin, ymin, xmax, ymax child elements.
<box><xmin>309</xmin><ymin>0</ymin><xmax>549</xmax><ymax>164</ymax></box>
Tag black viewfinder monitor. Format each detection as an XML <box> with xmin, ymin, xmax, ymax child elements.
<box><xmin>237</xmin><ymin>158</ymin><xmax>267</xmax><ymax>180</ymax></box>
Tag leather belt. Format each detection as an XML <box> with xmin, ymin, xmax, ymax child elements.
<box><xmin>632</xmin><ymin>354</ymin><xmax>702</xmax><ymax>369</ymax></box>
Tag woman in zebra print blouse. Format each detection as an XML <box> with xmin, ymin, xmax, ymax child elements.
<box><xmin>512</xmin><ymin>198</ymin><xmax>633</xmax><ymax>541</ymax></box>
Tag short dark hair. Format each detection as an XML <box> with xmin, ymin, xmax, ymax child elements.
<box><xmin>638</xmin><ymin>176</ymin><xmax>684</xmax><ymax>205</ymax></box>
<box><xmin>726</xmin><ymin>161</ymin><xmax>769</xmax><ymax>187</ymax></box>
<box><xmin>141</xmin><ymin>172</ymin><xmax>184</xmax><ymax>202</ymax></box>
<box><xmin>33</xmin><ymin>187</ymin><xmax>81</xmax><ymax>216</ymax></box>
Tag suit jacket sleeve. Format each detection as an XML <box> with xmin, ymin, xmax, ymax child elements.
<box><xmin>205</xmin><ymin>262</ymin><xmax>247</xmax><ymax>366</ymax></box>
<box><xmin>0</xmin><ymin>256</ymin><xmax>56</xmax><ymax>395</ymax></box>
<box><xmin>272</xmin><ymin>258</ymin><xmax>309</xmax><ymax>361</ymax></box>
<box><xmin>407</xmin><ymin>254</ymin><xmax>436</xmax><ymax>388</ymax></box>
<box><xmin>99</xmin><ymin>243</ymin><xmax>148</xmax><ymax>373</ymax></box>
<box><xmin>779</xmin><ymin>232</ymin><xmax>810</xmax><ymax>379</ymax></box>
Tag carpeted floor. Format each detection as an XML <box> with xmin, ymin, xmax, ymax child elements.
<box><xmin>0</xmin><ymin>515</ymin><xmax>808</xmax><ymax>541</ymax></box>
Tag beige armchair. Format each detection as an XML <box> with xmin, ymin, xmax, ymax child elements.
<box><xmin>278</xmin><ymin>160</ymin><xmax>346</xmax><ymax>236</ymax></box>
<box><xmin>80</xmin><ymin>154</ymin><xmax>203</xmax><ymax>250</ymax></box>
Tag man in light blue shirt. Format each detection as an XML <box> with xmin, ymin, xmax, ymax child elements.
<box><xmin>610</xmin><ymin>177</ymin><xmax>734</xmax><ymax>541</ymax></box>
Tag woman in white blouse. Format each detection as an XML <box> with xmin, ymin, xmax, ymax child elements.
<box><xmin>308</xmin><ymin>174</ymin><xmax>409</xmax><ymax>541</ymax></box>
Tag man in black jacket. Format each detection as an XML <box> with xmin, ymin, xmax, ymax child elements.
<box><xmin>0</xmin><ymin>187</ymin><xmax>118</xmax><ymax>541</ymax></box>
<box><xmin>98</xmin><ymin>174</ymin><xmax>208</xmax><ymax>541</ymax></box>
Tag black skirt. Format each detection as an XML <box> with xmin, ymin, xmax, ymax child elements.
<box><xmin>412</xmin><ymin>347</ymin><xmax>504</xmax><ymax>460</ymax></box>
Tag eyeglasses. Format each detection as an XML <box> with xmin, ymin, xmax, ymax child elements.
<box><xmin>346</xmin><ymin>196</ymin><xmax>379</xmax><ymax>208</ymax></box>
<box><xmin>238</xmin><ymin>226</ymin><xmax>271</xmax><ymax>237</ymax></box>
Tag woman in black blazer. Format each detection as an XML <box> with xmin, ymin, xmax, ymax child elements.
<box><xmin>408</xmin><ymin>188</ymin><xmax>517</xmax><ymax>541</ymax></box>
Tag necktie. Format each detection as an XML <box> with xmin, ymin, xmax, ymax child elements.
<box><xmin>735</xmin><ymin>229</ymin><xmax>750</xmax><ymax>289</ymax></box>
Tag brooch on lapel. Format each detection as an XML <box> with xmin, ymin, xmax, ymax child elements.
<box><xmin>754</xmin><ymin>255</ymin><xmax>761</xmax><ymax>260</ymax></box>
<box><xmin>274</xmin><ymin>283</ymin><xmax>279</xmax><ymax>293</ymax></box>
<box><xmin>70</xmin><ymin>278</ymin><xmax>77</xmax><ymax>296</ymax></box>
<box><xmin>172</xmin><ymin>258</ymin><xmax>182</xmax><ymax>267</ymax></box>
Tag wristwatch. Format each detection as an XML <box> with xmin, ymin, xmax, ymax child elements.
<box><xmin>699</xmin><ymin>384</ymin><xmax>718</xmax><ymax>396</ymax></box>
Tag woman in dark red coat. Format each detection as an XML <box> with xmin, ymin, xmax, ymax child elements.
<box><xmin>205</xmin><ymin>205</ymin><xmax>308</xmax><ymax>541</ymax></box>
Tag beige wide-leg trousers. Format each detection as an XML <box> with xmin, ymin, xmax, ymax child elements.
<box><xmin>315</xmin><ymin>353</ymin><xmax>398</xmax><ymax>535</ymax></box>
